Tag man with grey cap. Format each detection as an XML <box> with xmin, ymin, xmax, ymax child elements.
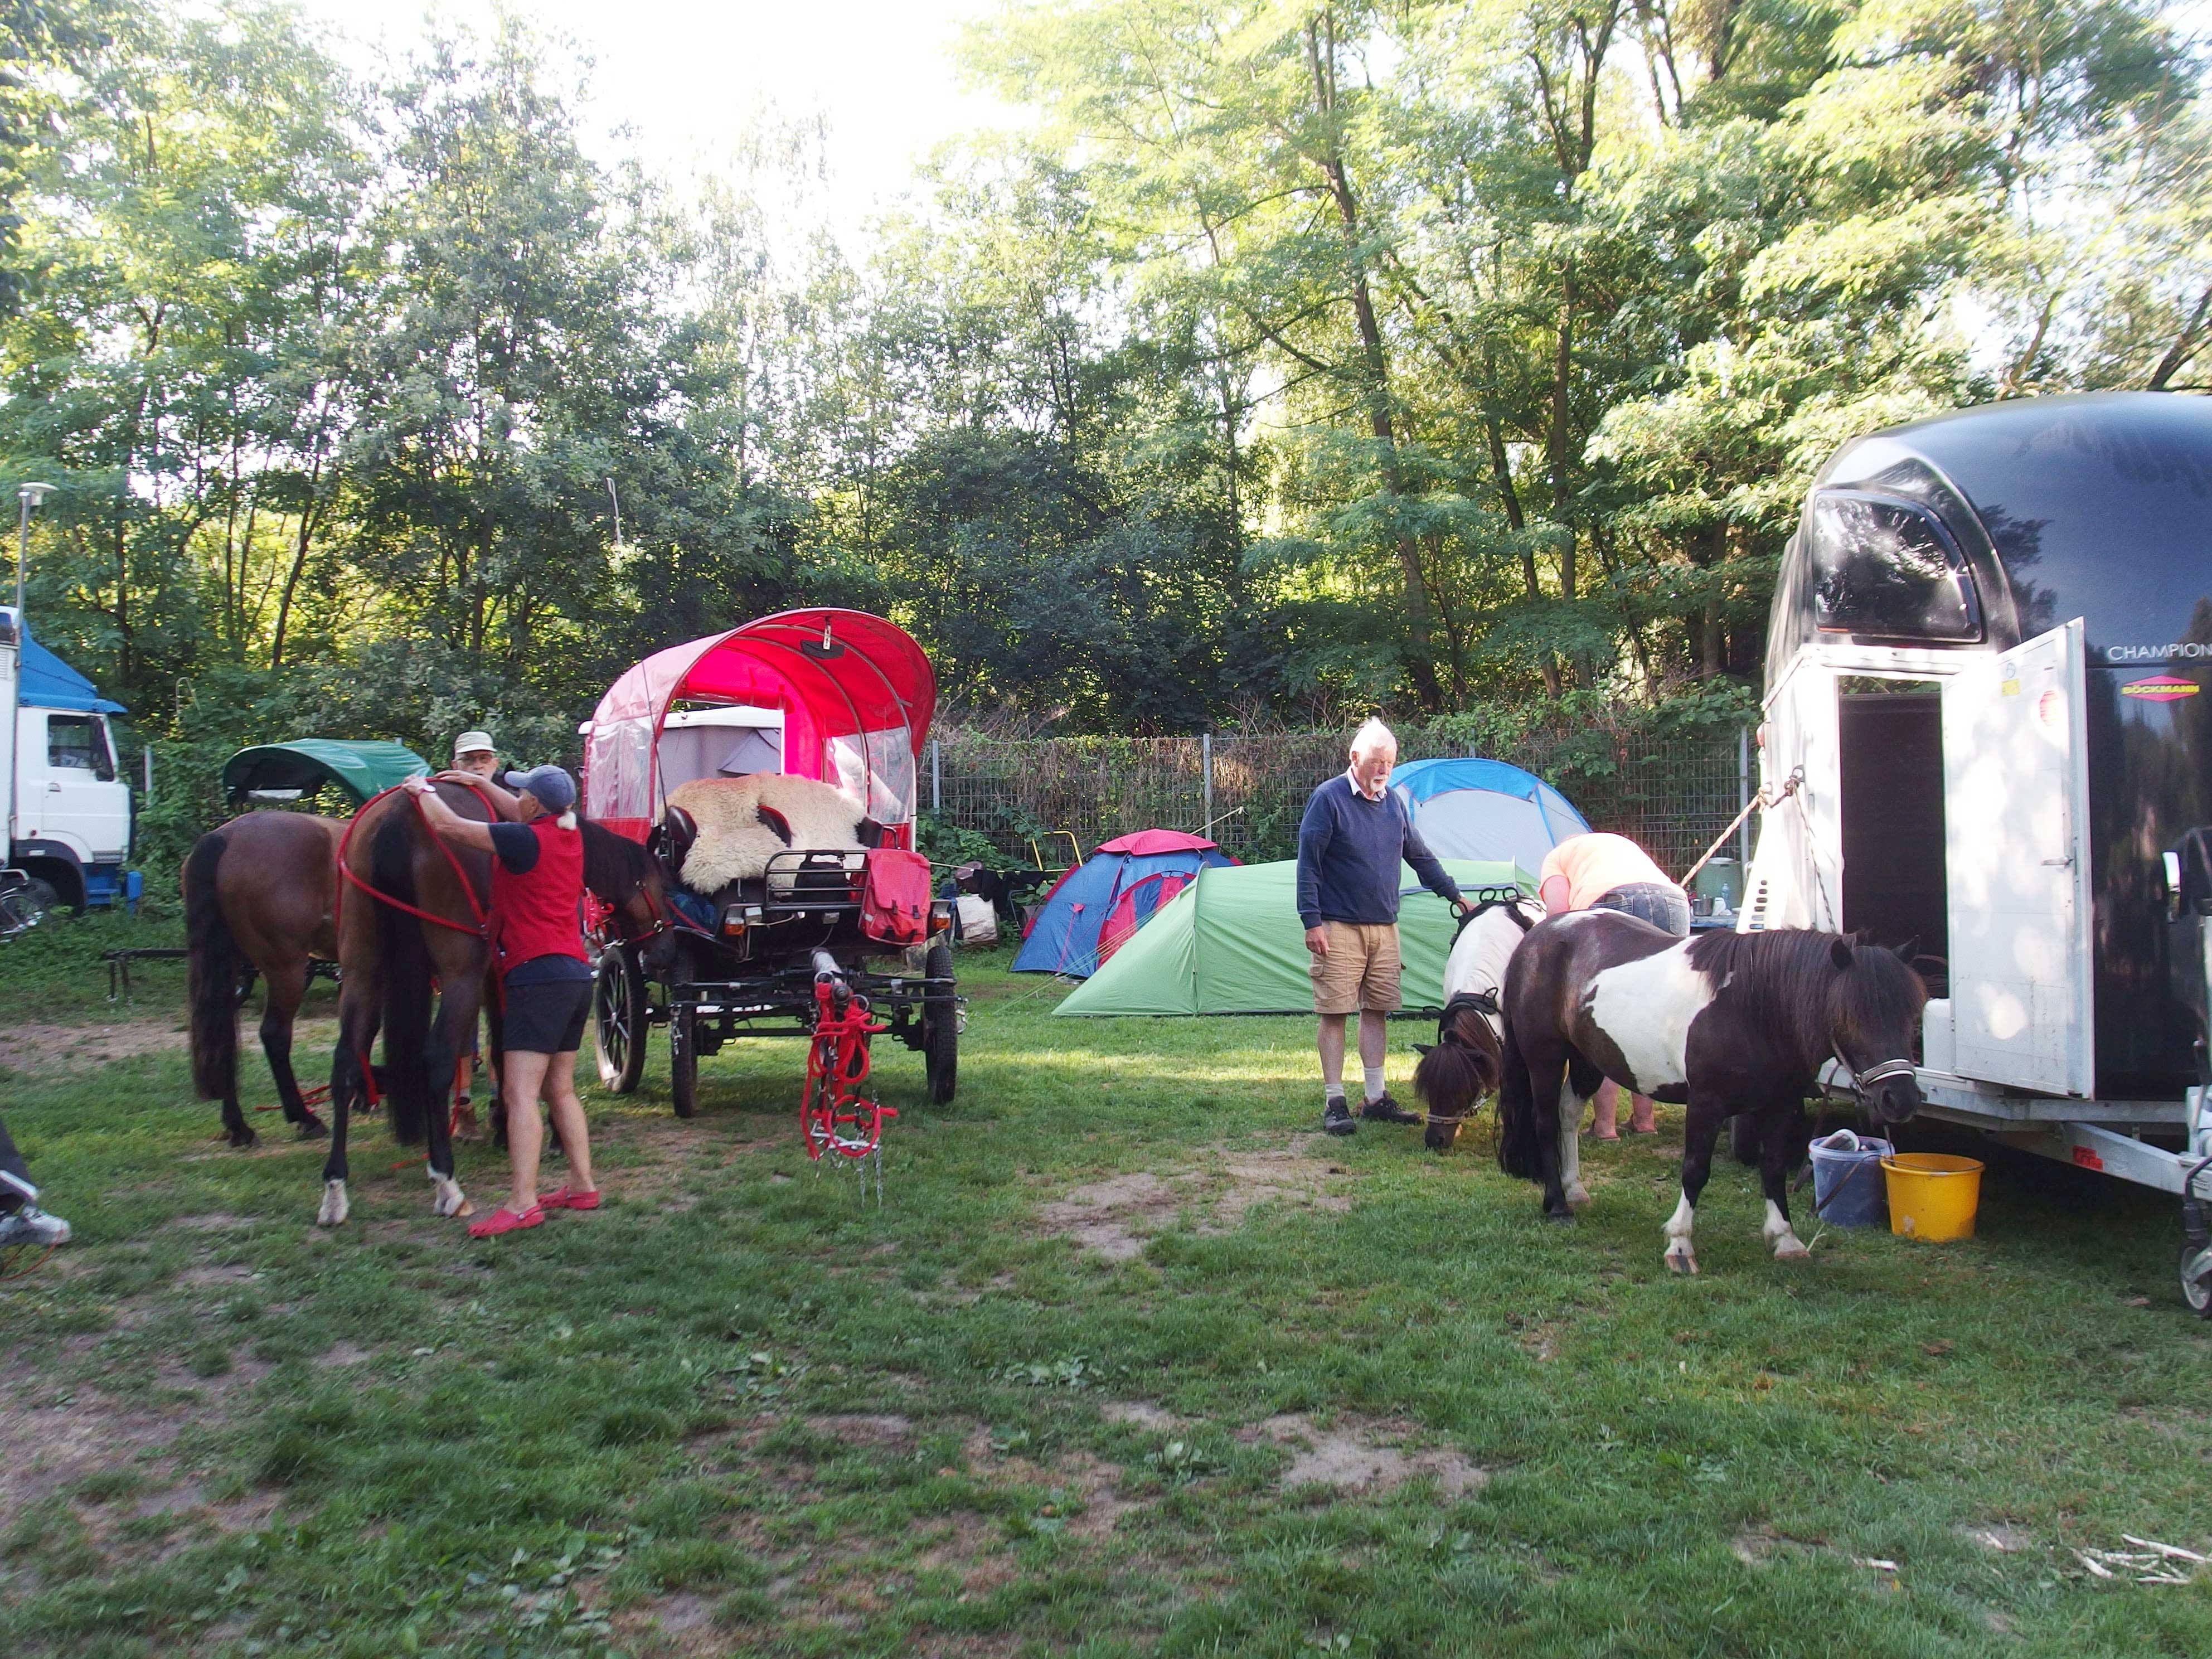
<box><xmin>406</xmin><ymin>763</ymin><xmax>600</xmax><ymax>1238</ymax></box>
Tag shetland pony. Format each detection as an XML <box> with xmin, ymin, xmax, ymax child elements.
<box><xmin>1496</xmin><ymin>913</ymin><xmax>1925</xmax><ymax>1272</ymax></box>
<box><xmin>1412</xmin><ymin>895</ymin><xmax>1544</xmax><ymax>1156</ymax></box>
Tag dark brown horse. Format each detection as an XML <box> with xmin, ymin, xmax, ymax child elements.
<box><xmin>1495</xmin><ymin>913</ymin><xmax>1925</xmax><ymax>1272</ymax></box>
<box><xmin>184</xmin><ymin>812</ymin><xmax>347</xmax><ymax>1147</ymax></box>
<box><xmin>319</xmin><ymin>781</ymin><xmax>494</xmax><ymax>1225</ymax></box>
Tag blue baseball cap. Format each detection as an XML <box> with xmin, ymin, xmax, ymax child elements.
<box><xmin>503</xmin><ymin>765</ymin><xmax>576</xmax><ymax>813</ymax></box>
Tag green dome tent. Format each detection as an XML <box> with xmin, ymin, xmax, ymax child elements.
<box><xmin>1053</xmin><ymin>858</ymin><xmax>1534</xmax><ymax>1017</ymax></box>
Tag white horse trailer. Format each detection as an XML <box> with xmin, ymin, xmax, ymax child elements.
<box><xmin>1742</xmin><ymin>392</ymin><xmax>2212</xmax><ymax>1311</ymax></box>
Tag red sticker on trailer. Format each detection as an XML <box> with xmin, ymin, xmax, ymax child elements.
<box><xmin>2071</xmin><ymin>1146</ymin><xmax>2104</xmax><ymax>1171</ymax></box>
<box><xmin>2119</xmin><ymin>675</ymin><xmax>2199</xmax><ymax>702</ymax></box>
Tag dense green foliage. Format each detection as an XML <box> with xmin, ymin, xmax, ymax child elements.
<box><xmin>0</xmin><ymin>0</ymin><xmax>2204</xmax><ymax>813</ymax></box>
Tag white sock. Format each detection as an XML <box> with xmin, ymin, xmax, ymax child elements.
<box><xmin>1324</xmin><ymin>1082</ymin><xmax>1346</xmax><ymax>1103</ymax></box>
<box><xmin>1363</xmin><ymin>1066</ymin><xmax>1386</xmax><ymax>1102</ymax></box>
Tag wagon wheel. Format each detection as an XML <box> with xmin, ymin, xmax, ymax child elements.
<box><xmin>668</xmin><ymin>1002</ymin><xmax>699</xmax><ymax>1119</ymax></box>
<box><xmin>921</xmin><ymin>940</ymin><xmax>958</xmax><ymax>1105</ymax></box>
<box><xmin>593</xmin><ymin>944</ymin><xmax>648</xmax><ymax>1095</ymax></box>
<box><xmin>2181</xmin><ymin>1239</ymin><xmax>2212</xmax><ymax>1320</ymax></box>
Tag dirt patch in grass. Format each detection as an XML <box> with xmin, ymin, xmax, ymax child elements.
<box><xmin>0</xmin><ymin>1394</ymin><xmax>182</xmax><ymax>1510</ymax></box>
<box><xmin>1039</xmin><ymin>1172</ymin><xmax>1181</xmax><ymax>1261</ymax></box>
<box><xmin>0</xmin><ymin>1018</ymin><xmax>186</xmax><ymax>1075</ymax></box>
<box><xmin>1100</xmin><ymin>1400</ymin><xmax>1181</xmax><ymax>1431</ymax></box>
<box><xmin>1040</xmin><ymin>1143</ymin><xmax>1355</xmax><ymax>1260</ymax></box>
<box><xmin>1243</xmin><ymin>1413</ymin><xmax>1487</xmax><ymax>1497</ymax></box>
<box><xmin>809</xmin><ymin>1413</ymin><xmax>914</xmax><ymax>1446</ymax></box>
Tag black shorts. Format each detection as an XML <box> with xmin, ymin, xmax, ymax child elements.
<box><xmin>503</xmin><ymin>978</ymin><xmax>592</xmax><ymax>1055</ymax></box>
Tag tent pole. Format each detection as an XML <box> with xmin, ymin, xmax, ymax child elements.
<box><xmin>930</xmin><ymin>739</ymin><xmax>940</xmax><ymax>816</ymax></box>
<box><xmin>1201</xmin><ymin>731</ymin><xmax>1212</xmax><ymax>835</ymax></box>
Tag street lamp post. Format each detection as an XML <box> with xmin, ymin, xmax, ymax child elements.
<box><xmin>14</xmin><ymin>482</ymin><xmax>56</xmax><ymax>617</ymax></box>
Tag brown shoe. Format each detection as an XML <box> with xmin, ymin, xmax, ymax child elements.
<box><xmin>1359</xmin><ymin>1094</ymin><xmax>1420</xmax><ymax>1125</ymax></box>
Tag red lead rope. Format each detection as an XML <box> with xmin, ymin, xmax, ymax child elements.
<box><xmin>334</xmin><ymin>780</ymin><xmax>496</xmax><ymax>941</ymax></box>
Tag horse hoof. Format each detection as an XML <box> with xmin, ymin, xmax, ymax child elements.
<box><xmin>1566</xmin><ymin>1183</ymin><xmax>1591</xmax><ymax>1206</ymax></box>
<box><xmin>229</xmin><ymin>1129</ymin><xmax>258</xmax><ymax>1150</ymax></box>
<box><xmin>1664</xmin><ymin>1249</ymin><xmax>1697</xmax><ymax>1275</ymax></box>
<box><xmin>296</xmin><ymin>1117</ymin><xmax>328</xmax><ymax>1142</ymax></box>
<box><xmin>1542</xmin><ymin>1207</ymin><xmax>1576</xmax><ymax>1225</ymax></box>
<box><xmin>1773</xmin><ymin>1238</ymin><xmax>1811</xmax><ymax>1261</ymax></box>
<box><xmin>316</xmin><ymin>1180</ymin><xmax>350</xmax><ymax>1228</ymax></box>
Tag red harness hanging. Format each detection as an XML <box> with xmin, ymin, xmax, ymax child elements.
<box><xmin>802</xmin><ymin>978</ymin><xmax>898</xmax><ymax>1162</ymax></box>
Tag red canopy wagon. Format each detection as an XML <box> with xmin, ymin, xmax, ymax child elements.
<box><xmin>581</xmin><ymin>609</ymin><xmax>958</xmax><ymax>1137</ymax></box>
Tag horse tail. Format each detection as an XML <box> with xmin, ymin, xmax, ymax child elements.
<box><xmin>1494</xmin><ymin>1016</ymin><xmax>1543</xmax><ymax>1181</ymax></box>
<box><xmin>184</xmin><ymin>830</ymin><xmax>242</xmax><ymax>1101</ymax></box>
<box><xmin>371</xmin><ymin>807</ymin><xmax>436</xmax><ymax>1147</ymax></box>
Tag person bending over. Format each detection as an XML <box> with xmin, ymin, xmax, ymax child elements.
<box><xmin>405</xmin><ymin>765</ymin><xmax>599</xmax><ymax>1237</ymax></box>
<box><xmin>1536</xmin><ymin>831</ymin><xmax>1691</xmax><ymax>1138</ymax></box>
<box><xmin>1297</xmin><ymin>718</ymin><xmax>1476</xmax><ymax>1137</ymax></box>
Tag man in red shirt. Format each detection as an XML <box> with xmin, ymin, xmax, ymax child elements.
<box><xmin>405</xmin><ymin>765</ymin><xmax>600</xmax><ymax>1237</ymax></box>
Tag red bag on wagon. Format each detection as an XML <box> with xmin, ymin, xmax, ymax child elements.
<box><xmin>859</xmin><ymin>847</ymin><xmax>933</xmax><ymax>945</ymax></box>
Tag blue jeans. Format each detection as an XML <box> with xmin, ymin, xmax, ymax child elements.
<box><xmin>1592</xmin><ymin>882</ymin><xmax>1691</xmax><ymax>937</ymax></box>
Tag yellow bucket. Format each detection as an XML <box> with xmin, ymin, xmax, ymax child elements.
<box><xmin>1880</xmin><ymin>1153</ymin><xmax>1984</xmax><ymax>1240</ymax></box>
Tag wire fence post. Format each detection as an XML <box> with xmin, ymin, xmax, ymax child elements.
<box><xmin>1201</xmin><ymin>731</ymin><xmax>1212</xmax><ymax>831</ymax></box>
<box><xmin>930</xmin><ymin>739</ymin><xmax>940</xmax><ymax>816</ymax></box>
<box><xmin>1736</xmin><ymin>726</ymin><xmax>1751</xmax><ymax>863</ymax></box>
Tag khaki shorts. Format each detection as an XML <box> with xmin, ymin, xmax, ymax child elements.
<box><xmin>1308</xmin><ymin>921</ymin><xmax>1401</xmax><ymax>1015</ymax></box>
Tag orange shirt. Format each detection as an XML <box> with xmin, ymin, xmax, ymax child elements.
<box><xmin>1538</xmin><ymin>833</ymin><xmax>1675</xmax><ymax>911</ymax></box>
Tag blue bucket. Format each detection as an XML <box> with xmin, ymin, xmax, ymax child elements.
<box><xmin>1809</xmin><ymin>1131</ymin><xmax>1893</xmax><ymax>1229</ymax></box>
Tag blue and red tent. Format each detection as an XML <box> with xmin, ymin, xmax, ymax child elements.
<box><xmin>1011</xmin><ymin>830</ymin><xmax>1236</xmax><ymax>978</ymax></box>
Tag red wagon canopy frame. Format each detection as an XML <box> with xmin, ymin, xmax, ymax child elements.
<box><xmin>583</xmin><ymin>609</ymin><xmax>937</xmax><ymax>845</ymax></box>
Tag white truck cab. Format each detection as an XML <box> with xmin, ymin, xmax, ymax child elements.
<box><xmin>1</xmin><ymin>605</ymin><xmax>134</xmax><ymax>913</ymax></box>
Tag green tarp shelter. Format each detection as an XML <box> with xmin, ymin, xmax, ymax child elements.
<box><xmin>1053</xmin><ymin>858</ymin><xmax>1534</xmax><ymax>1017</ymax></box>
<box><xmin>220</xmin><ymin>740</ymin><xmax>430</xmax><ymax>809</ymax></box>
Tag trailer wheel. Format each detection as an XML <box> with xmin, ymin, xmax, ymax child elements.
<box><xmin>922</xmin><ymin>940</ymin><xmax>958</xmax><ymax>1104</ymax></box>
<box><xmin>593</xmin><ymin>945</ymin><xmax>648</xmax><ymax>1094</ymax></box>
<box><xmin>669</xmin><ymin>1003</ymin><xmax>698</xmax><ymax>1119</ymax></box>
<box><xmin>2180</xmin><ymin>1240</ymin><xmax>2212</xmax><ymax>1319</ymax></box>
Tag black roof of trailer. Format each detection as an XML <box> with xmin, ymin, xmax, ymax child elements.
<box><xmin>1776</xmin><ymin>392</ymin><xmax>2212</xmax><ymax>678</ymax></box>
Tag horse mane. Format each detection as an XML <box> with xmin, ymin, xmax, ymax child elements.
<box><xmin>1684</xmin><ymin>929</ymin><xmax>1925</xmax><ymax>1071</ymax></box>
<box><xmin>579</xmin><ymin>816</ymin><xmax>657</xmax><ymax>903</ymax></box>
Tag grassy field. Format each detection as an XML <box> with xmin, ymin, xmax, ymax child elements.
<box><xmin>2</xmin><ymin>917</ymin><xmax>2210</xmax><ymax>1658</ymax></box>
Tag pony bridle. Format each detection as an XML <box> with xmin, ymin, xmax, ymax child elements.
<box><xmin>1425</xmin><ymin>991</ymin><xmax>1499</xmax><ymax>1128</ymax></box>
<box><xmin>1849</xmin><ymin>1056</ymin><xmax>1917</xmax><ymax>1102</ymax></box>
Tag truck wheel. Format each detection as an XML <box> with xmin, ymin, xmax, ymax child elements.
<box><xmin>593</xmin><ymin>945</ymin><xmax>647</xmax><ymax>1094</ymax></box>
<box><xmin>922</xmin><ymin>940</ymin><xmax>958</xmax><ymax>1104</ymax></box>
<box><xmin>669</xmin><ymin>1003</ymin><xmax>698</xmax><ymax>1119</ymax></box>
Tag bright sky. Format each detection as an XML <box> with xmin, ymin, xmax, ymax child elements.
<box><xmin>291</xmin><ymin>0</ymin><xmax>1018</xmax><ymax>250</ymax></box>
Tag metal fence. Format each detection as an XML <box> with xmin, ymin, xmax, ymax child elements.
<box><xmin>928</xmin><ymin>721</ymin><xmax>1750</xmax><ymax>879</ymax></box>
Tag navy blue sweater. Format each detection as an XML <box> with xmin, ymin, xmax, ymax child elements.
<box><xmin>1295</xmin><ymin>774</ymin><xmax>1462</xmax><ymax>929</ymax></box>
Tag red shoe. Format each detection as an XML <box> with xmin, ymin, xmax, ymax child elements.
<box><xmin>467</xmin><ymin>1204</ymin><xmax>544</xmax><ymax>1238</ymax></box>
<box><xmin>540</xmin><ymin>1186</ymin><xmax>601</xmax><ymax>1211</ymax></box>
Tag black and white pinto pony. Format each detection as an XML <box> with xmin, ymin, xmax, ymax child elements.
<box><xmin>1495</xmin><ymin>911</ymin><xmax>1926</xmax><ymax>1273</ymax></box>
<box><xmin>1412</xmin><ymin>893</ymin><xmax>1547</xmax><ymax>1156</ymax></box>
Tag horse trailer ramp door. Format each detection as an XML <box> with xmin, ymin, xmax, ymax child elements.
<box><xmin>1941</xmin><ymin>620</ymin><xmax>2093</xmax><ymax>1097</ymax></box>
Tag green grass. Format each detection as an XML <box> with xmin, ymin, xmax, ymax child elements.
<box><xmin>1</xmin><ymin>935</ymin><xmax>2209</xmax><ymax>1657</ymax></box>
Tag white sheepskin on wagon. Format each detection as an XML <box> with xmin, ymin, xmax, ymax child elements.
<box><xmin>666</xmin><ymin>773</ymin><xmax>869</xmax><ymax>892</ymax></box>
